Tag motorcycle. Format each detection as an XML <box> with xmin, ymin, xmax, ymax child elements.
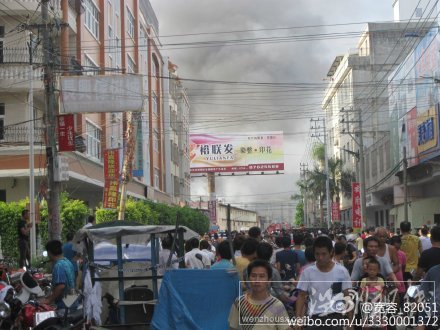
<box><xmin>0</xmin><ymin>281</ymin><xmax>14</xmax><ymax>329</ymax></box>
<box><xmin>10</xmin><ymin>271</ymin><xmax>84</xmax><ymax>330</ymax></box>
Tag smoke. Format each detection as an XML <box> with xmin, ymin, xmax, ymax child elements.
<box><xmin>150</xmin><ymin>0</ymin><xmax>392</xmax><ymax>221</ymax></box>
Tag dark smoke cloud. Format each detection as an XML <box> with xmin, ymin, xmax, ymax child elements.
<box><xmin>150</xmin><ymin>0</ymin><xmax>392</xmax><ymax>221</ymax></box>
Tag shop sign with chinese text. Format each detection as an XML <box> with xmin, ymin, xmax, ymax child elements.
<box><xmin>352</xmin><ymin>182</ymin><xmax>362</xmax><ymax>229</ymax></box>
<box><xmin>57</xmin><ymin>114</ymin><xmax>75</xmax><ymax>152</ymax></box>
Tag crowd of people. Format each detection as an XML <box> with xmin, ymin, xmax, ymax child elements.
<box><xmin>14</xmin><ymin>211</ymin><xmax>440</xmax><ymax>328</ymax></box>
<box><xmin>175</xmin><ymin>222</ymin><xmax>440</xmax><ymax>329</ymax></box>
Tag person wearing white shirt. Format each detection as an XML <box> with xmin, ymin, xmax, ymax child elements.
<box><xmin>185</xmin><ymin>237</ymin><xmax>210</xmax><ymax>269</ymax></box>
<box><xmin>420</xmin><ymin>227</ymin><xmax>432</xmax><ymax>251</ymax></box>
<box><xmin>200</xmin><ymin>240</ymin><xmax>215</xmax><ymax>264</ymax></box>
<box><xmin>158</xmin><ymin>237</ymin><xmax>178</xmax><ymax>275</ymax></box>
<box><xmin>83</xmin><ymin>215</ymin><xmax>95</xmax><ymax>228</ymax></box>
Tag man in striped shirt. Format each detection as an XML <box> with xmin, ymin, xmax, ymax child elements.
<box><xmin>229</xmin><ymin>259</ymin><xmax>290</xmax><ymax>329</ymax></box>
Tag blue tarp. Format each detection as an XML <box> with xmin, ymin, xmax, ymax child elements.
<box><xmin>151</xmin><ymin>269</ymin><xmax>240</xmax><ymax>330</ymax></box>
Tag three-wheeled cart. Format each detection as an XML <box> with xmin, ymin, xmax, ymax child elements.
<box><xmin>73</xmin><ymin>221</ymin><xmax>198</xmax><ymax>329</ymax></box>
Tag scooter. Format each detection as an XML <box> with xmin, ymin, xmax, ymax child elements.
<box><xmin>14</xmin><ymin>271</ymin><xmax>84</xmax><ymax>329</ymax></box>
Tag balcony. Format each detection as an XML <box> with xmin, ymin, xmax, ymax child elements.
<box><xmin>0</xmin><ymin>47</ymin><xmax>44</xmax><ymax>65</ymax></box>
<box><xmin>0</xmin><ymin>47</ymin><xmax>44</xmax><ymax>90</ymax></box>
<box><xmin>0</xmin><ymin>124</ymin><xmax>45</xmax><ymax>145</ymax></box>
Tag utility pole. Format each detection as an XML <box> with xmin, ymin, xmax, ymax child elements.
<box><xmin>403</xmin><ymin>146</ymin><xmax>408</xmax><ymax>223</ymax></box>
<box><xmin>300</xmin><ymin>163</ymin><xmax>308</xmax><ymax>227</ymax></box>
<box><xmin>358</xmin><ymin>109</ymin><xmax>367</xmax><ymax>230</ymax></box>
<box><xmin>340</xmin><ymin>107</ymin><xmax>367</xmax><ymax>230</ymax></box>
<box><xmin>118</xmin><ymin>112</ymin><xmax>136</xmax><ymax>221</ymax></box>
<box><xmin>28</xmin><ymin>32</ymin><xmax>36</xmax><ymax>259</ymax></box>
<box><xmin>323</xmin><ymin>118</ymin><xmax>331</xmax><ymax>230</ymax></box>
<box><xmin>311</xmin><ymin>118</ymin><xmax>331</xmax><ymax>229</ymax></box>
<box><xmin>42</xmin><ymin>0</ymin><xmax>61</xmax><ymax>240</ymax></box>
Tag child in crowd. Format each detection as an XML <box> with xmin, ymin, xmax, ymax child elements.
<box><xmin>359</xmin><ymin>258</ymin><xmax>386</xmax><ymax>330</ymax></box>
<box><xmin>390</xmin><ymin>235</ymin><xmax>407</xmax><ymax>310</ymax></box>
<box><xmin>360</xmin><ymin>258</ymin><xmax>385</xmax><ymax>302</ymax></box>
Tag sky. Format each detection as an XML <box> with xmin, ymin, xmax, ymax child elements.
<box><xmin>149</xmin><ymin>0</ymin><xmax>393</xmax><ymax>222</ymax></box>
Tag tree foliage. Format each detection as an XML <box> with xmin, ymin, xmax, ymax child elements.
<box><xmin>296</xmin><ymin>142</ymin><xmax>355</xmax><ymax>224</ymax></box>
<box><xmin>295</xmin><ymin>202</ymin><xmax>304</xmax><ymax>227</ymax></box>
<box><xmin>0</xmin><ymin>194</ymin><xmax>89</xmax><ymax>260</ymax></box>
<box><xmin>95</xmin><ymin>199</ymin><xmax>209</xmax><ymax>235</ymax></box>
<box><xmin>0</xmin><ymin>200</ymin><xmax>28</xmax><ymax>260</ymax></box>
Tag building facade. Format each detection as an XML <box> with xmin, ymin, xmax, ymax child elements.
<box><xmin>388</xmin><ymin>22</ymin><xmax>440</xmax><ymax>229</ymax></box>
<box><xmin>0</xmin><ymin>0</ymin><xmax>189</xmax><ymax>207</ymax></box>
<box><xmin>322</xmin><ymin>21</ymin><xmax>431</xmax><ymax>229</ymax></box>
<box><xmin>163</xmin><ymin>60</ymin><xmax>191</xmax><ymax>205</ymax></box>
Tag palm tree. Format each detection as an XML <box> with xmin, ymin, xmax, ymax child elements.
<box><xmin>296</xmin><ymin>142</ymin><xmax>356</xmax><ymax>225</ymax></box>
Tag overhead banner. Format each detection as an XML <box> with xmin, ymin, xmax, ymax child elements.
<box><xmin>57</xmin><ymin>114</ymin><xmax>75</xmax><ymax>152</ymax></box>
<box><xmin>189</xmin><ymin>132</ymin><xmax>284</xmax><ymax>173</ymax></box>
<box><xmin>104</xmin><ymin>149</ymin><xmax>120</xmax><ymax>180</ymax></box>
<box><xmin>103</xmin><ymin>179</ymin><xmax>119</xmax><ymax>209</ymax></box>
<box><xmin>60</xmin><ymin>75</ymin><xmax>145</xmax><ymax>114</ymax></box>
<box><xmin>352</xmin><ymin>182</ymin><xmax>362</xmax><ymax>229</ymax></box>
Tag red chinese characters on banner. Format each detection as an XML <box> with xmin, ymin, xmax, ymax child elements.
<box><xmin>104</xmin><ymin>149</ymin><xmax>120</xmax><ymax>180</ymax></box>
<box><xmin>331</xmin><ymin>202</ymin><xmax>341</xmax><ymax>222</ymax></box>
<box><xmin>103</xmin><ymin>179</ymin><xmax>119</xmax><ymax>209</ymax></box>
<box><xmin>352</xmin><ymin>182</ymin><xmax>362</xmax><ymax>229</ymax></box>
<box><xmin>57</xmin><ymin>114</ymin><xmax>75</xmax><ymax>151</ymax></box>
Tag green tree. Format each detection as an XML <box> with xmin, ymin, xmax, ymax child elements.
<box><xmin>0</xmin><ymin>200</ymin><xmax>27</xmax><ymax>260</ymax></box>
<box><xmin>295</xmin><ymin>202</ymin><xmax>304</xmax><ymax>227</ymax></box>
<box><xmin>39</xmin><ymin>193</ymin><xmax>90</xmax><ymax>244</ymax></box>
<box><xmin>0</xmin><ymin>194</ymin><xmax>90</xmax><ymax>260</ymax></box>
<box><xmin>297</xmin><ymin>142</ymin><xmax>356</xmax><ymax>225</ymax></box>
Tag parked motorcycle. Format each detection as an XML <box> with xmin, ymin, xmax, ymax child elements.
<box><xmin>5</xmin><ymin>270</ymin><xmax>84</xmax><ymax>330</ymax></box>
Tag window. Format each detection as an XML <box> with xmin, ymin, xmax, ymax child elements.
<box><xmin>152</xmin><ymin>92</ymin><xmax>158</xmax><ymax>115</ymax></box>
<box><xmin>115</xmin><ymin>37</ymin><xmax>121</xmax><ymax>68</ymax></box>
<box><xmin>126</xmin><ymin>54</ymin><xmax>135</xmax><ymax>73</ymax></box>
<box><xmin>86</xmin><ymin>120</ymin><xmax>102</xmax><ymax>160</ymax></box>
<box><xmin>379</xmin><ymin>145</ymin><xmax>384</xmax><ymax>174</ymax></box>
<box><xmin>84</xmin><ymin>0</ymin><xmax>99</xmax><ymax>39</ymax></box>
<box><xmin>154</xmin><ymin>168</ymin><xmax>160</xmax><ymax>189</ymax></box>
<box><xmin>127</xmin><ymin>7</ymin><xmax>135</xmax><ymax>38</ymax></box>
<box><xmin>385</xmin><ymin>140</ymin><xmax>390</xmax><ymax>170</ymax></box>
<box><xmin>0</xmin><ymin>26</ymin><xmax>4</xmax><ymax>64</ymax></box>
<box><xmin>0</xmin><ymin>103</ymin><xmax>4</xmax><ymax>140</ymax></box>
<box><xmin>107</xmin><ymin>1</ymin><xmax>113</xmax><ymax>27</ymax></box>
<box><xmin>371</xmin><ymin>148</ymin><xmax>377</xmax><ymax>178</ymax></box>
<box><xmin>84</xmin><ymin>54</ymin><xmax>99</xmax><ymax>75</ymax></box>
<box><xmin>153</xmin><ymin>129</ymin><xmax>159</xmax><ymax>151</ymax></box>
<box><xmin>108</xmin><ymin>25</ymin><xmax>113</xmax><ymax>68</ymax></box>
<box><xmin>153</xmin><ymin>58</ymin><xmax>159</xmax><ymax>79</ymax></box>
<box><xmin>0</xmin><ymin>189</ymin><xmax>5</xmax><ymax>202</ymax></box>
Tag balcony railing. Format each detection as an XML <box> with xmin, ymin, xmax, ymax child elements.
<box><xmin>0</xmin><ymin>124</ymin><xmax>45</xmax><ymax>145</ymax></box>
<box><xmin>0</xmin><ymin>47</ymin><xmax>44</xmax><ymax>65</ymax></box>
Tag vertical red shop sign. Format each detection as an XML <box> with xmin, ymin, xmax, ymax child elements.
<box><xmin>57</xmin><ymin>114</ymin><xmax>75</xmax><ymax>151</ymax></box>
<box><xmin>352</xmin><ymin>182</ymin><xmax>362</xmax><ymax>229</ymax></box>
<box><xmin>103</xmin><ymin>149</ymin><xmax>120</xmax><ymax>209</ymax></box>
<box><xmin>103</xmin><ymin>180</ymin><xmax>119</xmax><ymax>209</ymax></box>
<box><xmin>104</xmin><ymin>149</ymin><xmax>120</xmax><ymax>179</ymax></box>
